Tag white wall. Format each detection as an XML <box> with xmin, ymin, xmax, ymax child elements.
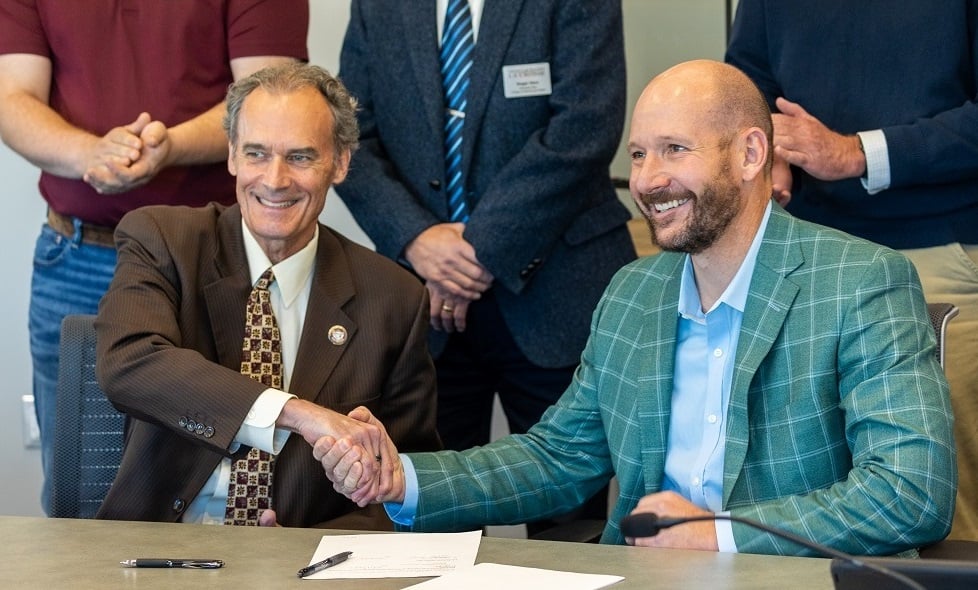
<box><xmin>613</xmin><ymin>1</ymin><xmax>728</xmax><ymax>213</ymax></box>
<box><xmin>0</xmin><ymin>128</ymin><xmax>47</xmax><ymax>515</ymax></box>
<box><xmin>310</xmin><ymin>1</ymin><xmax>375</xmax><ymax>249</ymax></box>
<box><xmin>0</xmin><ymin>1</ymin><xmax>726</xmax><ymax>516</ymax></box>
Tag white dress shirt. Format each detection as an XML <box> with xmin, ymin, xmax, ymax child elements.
<box><xmin>182</xmin><ymin>222</ymin><xmax>317</xmax><ymax>524</ymax></box>
<box><xmin>856</xmin><ymin>129</ymin><xmax>890</xmax><ymax>194</ymax></box>
<box><xmin>437</xmin><ymin>0</ymin><xmax>485</xmax><ymax>42</ymax></box>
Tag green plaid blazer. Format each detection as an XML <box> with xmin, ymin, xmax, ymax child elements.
<box><xmin>407</xmin><ymin>206</ymin><xmax>957</xmax><ymax>555</ymax></box>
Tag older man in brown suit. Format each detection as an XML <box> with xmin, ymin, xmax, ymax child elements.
<box><xmin>94</xmin><ymin>63</ymin><xmax>440</xmax><ymax>528</ymax></box>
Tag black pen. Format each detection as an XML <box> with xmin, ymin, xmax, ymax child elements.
<box><xmin>296</xmin><ymin>550</ymin><xmax>352</xmax><ymax>578</ymax></box>
<box><xmin>120</xmin><ymin>558</ymin><xmax>224</xmax><ymax>569</ymax></box>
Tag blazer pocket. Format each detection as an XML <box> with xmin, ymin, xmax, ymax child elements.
<box><xmin>563</xmin><ymin>198</ymin><xmax>632</xmax><ymax>246</ymax></box>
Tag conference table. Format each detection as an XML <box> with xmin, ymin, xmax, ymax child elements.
<box><xmin>1</xmin><ymin>515</ymin><xmax>835</xmax><ymax>589</ymax></box>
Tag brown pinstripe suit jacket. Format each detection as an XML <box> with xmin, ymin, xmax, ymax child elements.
<box><xmin>94</xmin><ymin>203</ymin><xmax>440</xmax><ymax>527</ymax></box>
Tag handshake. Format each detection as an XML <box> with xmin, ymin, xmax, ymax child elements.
<box><xmin>289</xmin><ymin>400</ymin><xmax>408</xmax><ymax>507</ymax></box>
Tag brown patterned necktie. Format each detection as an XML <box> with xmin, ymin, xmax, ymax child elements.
<box><xmin>224</xmin><ymin>267</ymin><xmax>281</xmax><ymax>526</ymax></box>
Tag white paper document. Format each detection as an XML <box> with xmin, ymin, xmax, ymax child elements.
<box><xmin>404</xmin><ymin>562</ymin><xmax>624</xmax><ymax>589</ymax></box>
<box><xmin>301</xmin><ymin>530</ymin><xmax>481</xmax><ymax>579</ymax></box>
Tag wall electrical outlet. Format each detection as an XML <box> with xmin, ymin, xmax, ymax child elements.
<box><xmin>22</xmin><ymin>395</ymin><xmax>40</xmax><ymax>449</ymax></box>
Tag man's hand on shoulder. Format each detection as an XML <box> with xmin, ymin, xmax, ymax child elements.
<box><xmin>772</xmin><ymin>97</ymin><xmax>866</xmax><ymax>182</ymax></box>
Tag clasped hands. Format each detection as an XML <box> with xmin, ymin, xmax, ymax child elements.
<box><xmin>298</xmin><ymin>402</ymin><xmax>721</xmax><ymax>551</ymax></box>
<box><xmin>310</xmin><ymin>405</ymin><xmax>406</xmax><ymax>507</ymax></box>
<box><xmin>83</xmin><ymin>112</ymin><xmax>172</xmax><ymax>194</ymax></box>
<box><xmin>253</xmin><ymin>400</ymin><xmax>400</xmax><ymax>526</ymax></box>
<box><xmin>404</xmin><ymin>223</ymin><xmax>493</xmax><ymax>333</ymax></box>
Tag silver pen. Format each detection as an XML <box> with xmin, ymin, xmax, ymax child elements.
<box><xmin>120</xmin><ymin>558</ymin><xmax>224</xmax><ymax>569</ymax></box>
<box><xmin>296</xmin><ymin>550</ymin><xmax>352</xmax><ymax>578</ymax></box>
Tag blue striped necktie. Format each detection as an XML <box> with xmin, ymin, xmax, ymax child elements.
<box><xmin>440</xmin><ymin>0</ymin><xmax>474</xmax><ymax>222</ymax></box>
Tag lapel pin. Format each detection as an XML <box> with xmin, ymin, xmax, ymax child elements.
<box><xmin>328</xmin><ymin>325</ymin><xmax>348</xmax><ymax>346</ymax></box>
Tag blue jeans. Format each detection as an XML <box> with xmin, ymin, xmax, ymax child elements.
<box><xmin>30</xmin><ymin>221</ymin><xmax>116</xmax><ymax>514</ymax></box>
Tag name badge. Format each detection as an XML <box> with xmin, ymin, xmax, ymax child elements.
<box><xmin>502</xmin><ymin>62</ymin><xmax>552</xmax><ymax>98</ymax></box>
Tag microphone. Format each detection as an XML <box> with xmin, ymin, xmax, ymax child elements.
<box><xmin>620</xmin><ymin>512</ymin><xmax>926</xmax><ymax>590</ymax></box>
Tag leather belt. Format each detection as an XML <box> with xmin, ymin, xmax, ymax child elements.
<box><xmin>46</xmin><ymin>209</ymin><xmax>117</xmax><ymax>248</ymax></box>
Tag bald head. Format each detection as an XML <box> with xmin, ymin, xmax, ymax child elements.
<box><xmin>627</xmin><ymin>60</ymin><xmax>774</xmax><ymax>258</ymax></box>
<box><xmin>639</xmin><ymin>60</ymin><xmax>773</xmax><ymax>159</ymax></box>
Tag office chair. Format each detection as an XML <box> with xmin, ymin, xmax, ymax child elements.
<box><xmin>919</xmin><ymin>303</ymin><xmax>978</xmax><ymax>560</ymax></box>
<box><xmin>926</xmin><ymin>302</ymin><xmax>958</xmax><ymax>369</ymax></box>
<box><xmin>49</xmin><ymin>314</ymin><xmax>126</xmax><ymax>518</ymax></box>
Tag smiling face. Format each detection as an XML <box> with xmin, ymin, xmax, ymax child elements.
<box><xmin>627</xmin><ymin>61</ymin><xmax>771</xmax><ymax>256</ymax></box>
<box><xmin>628</xmin><ymin>84</ymin><xmax>743</xmax><ymax>254</ymax></box>
<box><xmin>228</xmin><ymin>86</ymin><xmax>350</xmax><ymax>263</ymax></box>
<box><xmin>636</xmin><ymin>159</ymin><xmax>742</xmax><ymax>254</ymax></box>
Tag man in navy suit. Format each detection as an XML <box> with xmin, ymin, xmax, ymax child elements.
<box><xmin>336</xmin><ymin>0</ymin><xmax>636</xmax><ymax>528</ymax></box>
<box><xmin>335</xmin><ymin>0</ymin><xmax>636</xmax><ymax>530</ymax></box>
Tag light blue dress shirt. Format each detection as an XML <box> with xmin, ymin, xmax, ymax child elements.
<box><xmin>661</xmin><ymin>203</ymin><xmax>772</xmax><ymax>551</ymax></box>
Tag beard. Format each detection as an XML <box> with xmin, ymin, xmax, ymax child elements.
<box><xmin>639</xmin><ymin>167</ymin><xmax>740</xmax><ymax>254</ymax></box>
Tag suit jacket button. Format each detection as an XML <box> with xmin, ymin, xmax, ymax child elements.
<box><xmin>203</xmin><ymin>426</ymin><xmax>215</xmax><ymax>438</ymax></box>
<box><xmin>172</xmin><ymin>498</ymin><xmax>186</xmax><ymax>514</ymax></box>
<box><xmin>178</xmin><ymin>416</ymin><xmax>188</xmax><ymax>428</ymax></box>
<box><xmin>194</xmin><ymin>423</ymin><xmax>205</xmax><ymax>435</ymax></box>
<box><xmin>532</xmin><ymin>258</ymin><xmax>542</xmax><ymax>265</ymax></box>
<box><xmin>520</xmin><ymin>269</ymin><xmax>530</xmax><ymax>279</ymax></box>
<box><xmin>185</xmin><ymin>419</ymin><xmax>197</xmax><ymax>432</ymax></box>
<box><xmin>429</xmin><ymin>179</ymin><xmax>441</xmax><ymax>190</ymax></box>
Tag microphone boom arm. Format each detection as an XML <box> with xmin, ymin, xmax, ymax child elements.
<box><xmin>620</xmin><ymin>512</ymin><xmax>926</xmax><ymax>590</ymax></box>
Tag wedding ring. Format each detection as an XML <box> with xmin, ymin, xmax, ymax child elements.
<box><xmin>441</xmin><ymin>303</ymin><xmax>454</xmax><ymax>312</ymax></box>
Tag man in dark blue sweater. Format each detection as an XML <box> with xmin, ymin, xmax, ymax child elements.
<box><xmin>726</xmin><ymin>0</ymin><xmax>978</xmax><ymax>542</ymax></box>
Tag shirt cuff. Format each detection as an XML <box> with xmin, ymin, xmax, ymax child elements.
<box><xmin>857</xmin><ymin>129</ymin><xmax>890</xmax><ymax>195</ymax></box>
<box><xmin>234</xmin><ymin>388</ymin><xmax>296</xmax><ymax>454</ymax></box>
<box><xmin>716</xmin><ymin>511</ymin><xmax>739</xmax><ymax>553</ymax></box>
<box><xmin>384</xmin><ymin>454</ymin><xmax>419</xmax><ymax>526</ymax></box>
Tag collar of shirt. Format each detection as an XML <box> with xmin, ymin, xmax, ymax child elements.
<box><xmin>677</xmin><ymin>201</ymin><xmax>773</xmax><ymax>321</ymax></box>
<box><xmin>241</xmin><ymin>220</ymin><xmax>318</xmax><ymax>308</ymax></box>
<box><xmin>240</xmin><ymin>219</ymin><xmax>318</xmax><ymax>392</ymax></box>
<box><xmin>437</xmin><ymin>0</ymin><xmax>485</xmax><ymax>43</ymax></box>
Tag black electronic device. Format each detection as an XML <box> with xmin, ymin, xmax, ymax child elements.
<box><xmin>830</xmin><ymin>556</ymin><xmax>978</xmax><ymax>590</ymax></box>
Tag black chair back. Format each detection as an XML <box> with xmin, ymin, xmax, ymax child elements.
<box><xmin>49</xmin><ymin>314</ymin><xmax>125</xmax><ymax>518</ymax></box>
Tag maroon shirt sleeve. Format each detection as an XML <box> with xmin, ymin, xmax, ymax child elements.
<box><xmin>0</xmin><ymin>0</ymin><xmax>310</xmax><ymax>226</ymax></box>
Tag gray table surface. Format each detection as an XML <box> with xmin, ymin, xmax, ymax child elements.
<box><xmin>0</xmin><ymin>515</ymin><xmax>835</xmax><ymax>589</ymax></box>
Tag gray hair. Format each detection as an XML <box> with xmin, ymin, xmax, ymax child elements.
<box><xmin>223</xmin><ymin>62</ymin><xmax>359</xmax><ymax>159</ymax></box>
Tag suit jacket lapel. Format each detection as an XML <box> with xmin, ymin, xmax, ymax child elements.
<box><xmin>635</xmin><ymin>254</ymin><xmax>684</xmax><ymax>496</ymax></box>
<box><xmin>289</xmin><ymin>228</ymin><xmax>357</xmax><ymax>402</ymax></box>
<box><xmin>722</xmin><ymin>207</ymin><xmax>801</xmax><ymax>506</ymax></box>
<box><xmin>201</xmin><ymin>209</ymin><xmax>358</xmax><ymax>401</ymax></box>
<box><xmin>401</xmin><ymin>0</ymin><xmax>445</xmax><ymax>141</ymax></box>
<box><xmin>463</xmin><ymin>0</ymin><xmax>524</xmax><ymax>173</ymax></box>
<box><xmin>202</xmin><ymin>205</ymin><xmax>253</xmax><ymax>371</ymax></box>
